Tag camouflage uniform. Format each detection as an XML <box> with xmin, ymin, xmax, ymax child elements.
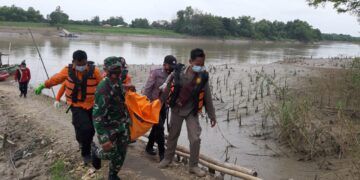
<box><xmin>93</xmin><ymin>57</ymin><xmax>130</xmax><ymax>176</ymax></box>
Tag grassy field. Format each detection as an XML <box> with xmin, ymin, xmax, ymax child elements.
<box><xmin>0</xmin><ymin>21</ymin><xmax>183</xmax><ymax>37</ymax></box>
<box><xmin>0</xmin><ymin>21</ymin><xmax>50</xmax><ymax>28</ymax></box>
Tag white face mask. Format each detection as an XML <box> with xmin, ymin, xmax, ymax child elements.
<box><xmin>75</xmin><ymin>65</ymin><xmax>87</xmax><ymax>72</ymax></box>
<box><xmin>192</xmin><ymin>65</ymin><xmax>206</xmax><ymax>73</ymax></box>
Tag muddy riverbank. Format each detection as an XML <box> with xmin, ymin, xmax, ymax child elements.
<box><xmin>0</xmin><ymin>80</ymin><xmax>221</xmax><ymax>180</ymax></box>
<box><xmin>1</xmin><ymin>57</ymin><xmax>358</xmax><ymax>179</ymax></box>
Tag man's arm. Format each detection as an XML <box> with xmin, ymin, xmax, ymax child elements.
<box><xmin>28</xmin><ymin>68</ymin><xmax>31</xmax><ymax>81</ymax></box>
<box><xmin>14</xmin><ymin>69</ymin><xmax>19</xmax><ymax>81</ymax></box>
<box><xmin>93</xmin><ymin>67</ymin><xmax>103</xmax><ymax>84</ymax></box>
<box><xmin>93</xmin><ymin>84</ymin><xmax>111</xmax><ymax>144</ymax></box>
<box><xmin>56</xmin><ymin>83</ymin><xmax>66</xmax><ymax>101</ymax></box>
<box><xmin>142</xmin><ymin>70</ymin><xmax>156</xmax><ymax>98</ymax></box>
<box><xmin>204</xmin><ymin>82</ymin><xmax>216</xmax><ymax>126</ymax></box>
<box><xmin>44</xmin><ymin>67</ymin><xmax>68</xmax><ymax>88</ymax></box>
<box><xmin>162</xmin><ymin>72</ymin><xmax>174</xmax><ymax>95</ymax></box>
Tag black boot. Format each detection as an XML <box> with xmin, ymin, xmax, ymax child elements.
<box><xmin>82</xmin><ymin>155</ymin><xmax>91</xmax><ymax>166</ymax></box>
<box><xmin>91</xmin><ymin>143</ymin><xmax>101</xmax><ymax>170</ymax></box>
<box><xmin>159</xmin><ymin>154</ymin><xmax>164</xmax><ymax>161</ymax></box>
<box><xmin>108</xmin><ymin>171</ymin><xmax>120</xmax><ymax>180</ymax></box>
<box><xmin>145</xmin><ymin>145</ymin><xmax>156</xmax><ymax>156</ymax></box>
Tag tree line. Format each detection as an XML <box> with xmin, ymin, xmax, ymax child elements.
<box><xmin>0</xmin><ymin>5</ymin><xmax>358</xmax><ymax>42</ymax></box>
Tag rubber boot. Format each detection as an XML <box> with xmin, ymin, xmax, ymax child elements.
<box><xmin>108</xmin><ymin>170</ymin><xmax>120</xmax><ymax>180</ymax></box>
<box><xmin>145</xmin><ymin>142</ymin><xmax>156</xmax><ymax>156</ymax></box>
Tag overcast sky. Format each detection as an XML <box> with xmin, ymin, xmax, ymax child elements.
<box><xmin>2</xmin><ymin>0</ymin><xmax>359</xmax><ymax>36</ymax></box>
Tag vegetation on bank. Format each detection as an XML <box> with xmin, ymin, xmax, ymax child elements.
<box><xmin>268</xmin><ymin>58</ymin><xmax>360</xmax><ymax>177</ymax></box>
<box><xmin>0</xmin><ymin>21</ymin><xmax>183</xmax><ymax>37</ymax></box>
<box><xmin>50</xmin><ymin>160</ymin><xmax>72</xmax><ymax>180</ymax></box>
<box><xmin>0</xmin><ymin>5</ymin><xmax>359</xmax><ymax>42</ymax></box>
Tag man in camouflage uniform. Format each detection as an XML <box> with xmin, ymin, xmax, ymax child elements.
<box><xmin>92</xmin><ymin>57</ymin><xmax>131</xmax><ymax>180</ymax></box>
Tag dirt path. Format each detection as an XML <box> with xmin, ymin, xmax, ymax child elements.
<box><xmin>0</xmin><ymin>80</ymin><xmax>216</xmax><ymax>180</ymax></box>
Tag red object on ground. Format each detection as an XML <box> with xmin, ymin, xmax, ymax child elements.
<box><xmin>0</xmin><ymin>71</ymin><xmax>10</xmax><ymax>81</ymax></box>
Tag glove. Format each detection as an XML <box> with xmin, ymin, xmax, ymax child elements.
<box><xmin>35</xmin><ymin>83</ymin><xmax>45</xmax><ymax>95</ymax></box>
<box><xmin>159</xmin><ymin>83</ymin><xmax>167</xmax><ymax>92</ymax></box>
<box><xmin>54</xmin><ymin>101</ymin><xmax>61</xmax><ymax>108</ymax></box>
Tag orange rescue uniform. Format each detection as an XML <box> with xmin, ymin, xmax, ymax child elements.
<box><xmin>55</xmin><ymin>82</ymin><xmax>66</xmax><ymax>101</ymax></box>
<box><xmin>45</xmin><ymin>65</ymin><xmax>103</xmax><ymax>110</ymax></box>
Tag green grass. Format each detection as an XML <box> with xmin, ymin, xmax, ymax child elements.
<box><xmin>0</xmin><ymin>21</ymin><xmax>183</xmax><ymax>37</ymax></box>
<box><xmin>50</xmin><ymin>160</ymin><xmax>72</xmax><ymax>180</ymax></box>
<box><xmin>64</xmin><ymin>24</ymin><xmax>182</xmax><ymax>37</ymax></box>
<box><xmin>0</xmin><ymin>21</ymin><xmax>50</xmax><ymax>28</ymax></box>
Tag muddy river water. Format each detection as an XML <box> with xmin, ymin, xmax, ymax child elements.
<box><xmin>0</xmin><ymin>34</ymin><xmax>359</xmax><ymax>180</ymax></box>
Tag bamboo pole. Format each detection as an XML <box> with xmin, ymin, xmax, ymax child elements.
<box><xmin>175</xmin><ymin>151</ymin><xmax>262</xmax><ymax>180</ymax></box>
<box><xmin>7</xmin><ymin>42</ymin><xmax>11</xmax><ymax>65</ymax></box>
<box><xmin>139</xmin><ymin>136</ymin><xmax>258</xmax><ymax>178</ymax></box>
<box><xmin>28</xmin><ymin>28</ymin><xmax>56</xmax><ymax>98</ymax></box>
<box><xmin>176</xmin><ymin>145</ymin><xmax>257</xmax><ymax>177</ymax></box>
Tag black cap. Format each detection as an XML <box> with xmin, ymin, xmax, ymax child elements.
<box><xmin>21</xmin><ymin>60</ymin><xmax>26</xmax><ymax>65</ymax></box>
<box><xmin>163</xmin><ymin>55</ymin><xmax>177</xmax><ymax>66</ymax></box>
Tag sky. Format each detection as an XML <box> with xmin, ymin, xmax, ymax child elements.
<box><xmin>1</xmin><ymin>0</ymin><xmax>359</xmax><ymax>36</ymax></box>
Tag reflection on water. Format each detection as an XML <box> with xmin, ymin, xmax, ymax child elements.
<box><xmin>0</xmin><ymin>36</ymin><xmax>358</xmax><ymax>84</ymax></box>
<box><xmin>1</xmin><ymin>37</ymin><xmax>359</xmax><ymax>66</ymax></box>
<box><xmin>0</xmin><ymin>35</ymin><xmax>359</xmax><ymax>179</ymax></box>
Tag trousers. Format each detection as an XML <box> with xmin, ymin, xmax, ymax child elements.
<box><xmin>147</xmin><ymin>105</ymin><xmax>167</xmax><ymax>155</ymax></box>
<box><xmin>70</xmin><ymin>107</ymin><xmax>95</xmax><ymax>158</ymax></box>
<box><xmin>19</xmin><ymin>82</ymin><xmax>28</xmax><ymax>96</ymax></box>
<box><xmin>164</xmin><ymin>111</ymin><xmax>202</xmax><ymax>167</ymax></box>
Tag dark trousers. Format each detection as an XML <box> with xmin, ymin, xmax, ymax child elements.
<box><xmin>19</xmin><ymin>82</ymin><xmax>28</xmax><ymax>97</ymax></box>
<box><xmin>147</xmin><ymin>105</ymin><xmax>167</xmax><ymax>156</ymax></box>
<box><xmin>70</xmin><ymin>107</ymin><xmax>95</xmax><ymax>158</ymax></box>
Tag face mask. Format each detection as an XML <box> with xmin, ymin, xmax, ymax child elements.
<box><xmin>192</xmin><ymin>65</ymin><xmax>205</xmax><ymax>73</ymax></box>
<box><xmin>75</xmin><ymin>65</ymin><xmax>87</xmax><ymax>72</ymax></box>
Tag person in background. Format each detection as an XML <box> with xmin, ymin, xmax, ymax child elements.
<box><xmin>34</xmin><ymin>50</ymin><xmax>103</xmax><ymax>165</ymax></box>
<box><xmin>142</xmin><ymin>55</ymin><xmax>177</xmax><ymax>161</ymax></box>
<box><xmin>159</xmin><ymin>48</ymin><xmax>217</xmax><ymax>177</ymax></box>
<box><xmin>15</xmin><ymin>60</ymin><xmax>31</xmax><ymax>98</ymax></box>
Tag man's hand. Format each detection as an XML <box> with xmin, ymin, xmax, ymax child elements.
<box><xmin>54</xmin><ymin>101</ymin><xmax>61</xmax><ymax>109</ymax></box>
<box><xmin>210</xmin><ymin>118</ymin><xmax>217</xmax><ymax>128</ymax></box>
<box><xmin>124</xmin><ymin>84</ymin><xmax>136</xmax><ymax>92</ymax></box>
<box><xmin>34</xmin><ymin>83</ymin><xmax>45</xmax><ymax>95</ymax></box>
<box><xmin>101</xmin><ymin>141</ymin><xmax>113</xmax><ymax>152</ymax></box>
<box><xmin>159</xmin><ymin>83</ymin><xmax>167</xmax><ymax>92</ymax></box>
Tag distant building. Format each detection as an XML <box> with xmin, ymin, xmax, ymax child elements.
<box><xmin>115</xmin><ymin>24</ymin><xmax>125</xmax><ymax>28</ymax></box>
<box><xmin>102</xmin><ymin>24</ymin><xmax>112</xmax><ymax>27</ymax></box>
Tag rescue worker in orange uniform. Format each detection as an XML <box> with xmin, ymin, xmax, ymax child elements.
<box><xmin>35</xmin><ymin>50</ymin><xmax>103</xmax><ymax>165</ymax></box>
